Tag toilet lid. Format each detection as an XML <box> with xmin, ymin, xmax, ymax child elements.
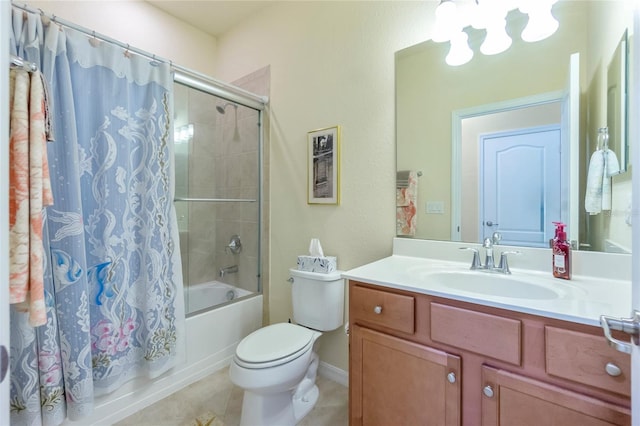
<box><xmin>236</xmin><ymin>323</ymin><xmax>314</xmax><ymax>364</ymax></box>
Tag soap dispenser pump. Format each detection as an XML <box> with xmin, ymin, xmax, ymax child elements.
<box><xmin>552</xmin><ymin>222</ymin><xmax>571</xmax><ymax>280</ymax></box>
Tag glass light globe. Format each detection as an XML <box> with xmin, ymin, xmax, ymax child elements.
<box><xmin>446</xmin><ymin>31</ymin><xmax>473</xmax><ymax>66</ymax></box>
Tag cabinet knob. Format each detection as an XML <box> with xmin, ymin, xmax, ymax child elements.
<box><xmin>483</xmin><ymin>385</ymin><xmax>494</xmax><ymax>398</ymax></box>
<box><xmin>605</xmin><ymin>362</ymin><xmax>622</xmax><ymax>377</ymax></box>
<box><xmin>373</xmin><ymin>305</ymin><xmax>382</xmax><ymax>315</ymax></box>
<box><xmin>447</xmin><ymin>372</ymin><xmax>456</xmax><ymax>384</ymax></box>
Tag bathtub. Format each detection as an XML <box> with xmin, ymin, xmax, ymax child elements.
<box><xmin>68</xmin><ymin>283</ymin><xmax>263</xmax><ymax>425</ymax></box>
<box><xmin>187</xmin><ymin>281</ymin><xmax>254</xmax><ymax>314</ymax></box>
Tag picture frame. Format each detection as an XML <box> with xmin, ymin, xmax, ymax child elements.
<box><xmin>307</xmin><ymin>125</ymin><xmax>340</xmax><ymax>205</ymax></box>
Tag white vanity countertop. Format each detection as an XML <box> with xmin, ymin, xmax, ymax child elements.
<box><xmin>342</xmin><ymin>254</ymin><xmax>632</xmax><ymax>327</ymax></box>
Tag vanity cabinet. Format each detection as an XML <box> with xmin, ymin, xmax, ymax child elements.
<box><xmin>481</xmin><ymin>366</ymin><xmax>630</xmax><ymax>425</ymax></box>
<box><xmin>348</xmin><ymin>281</ymin><xmax>631</xmax><ymax>426</ymax></box>
<box><xmin>350</xmin><ymin>325</ymin><xmax>461</xmax><ymax>426</ymax></box>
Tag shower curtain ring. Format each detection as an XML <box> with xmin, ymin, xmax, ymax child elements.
<box><xmin>89</xmin><ymin>31</ymin><xmax>100</xmax><ymax>48</ymax></box>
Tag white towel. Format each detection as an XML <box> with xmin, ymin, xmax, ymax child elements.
<box><xmin>585</xmin><ymin>149</ymin><xmax>620</xmax><ymax>214</ymax></box>
<box><xmin>585</xmin><ymin>150</ymin><xmax>604</xmax><ymax>214</ymax></box>
<box><xmin>605</xmin><ymin>149</ymin><xmax>620</xmax><ymax>177</ymax></box>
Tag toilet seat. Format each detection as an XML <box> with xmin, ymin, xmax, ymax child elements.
<box><xmin>235</xmin><ymin>323</ymin><xmax>315</xmax><ymax>369</ymax></box>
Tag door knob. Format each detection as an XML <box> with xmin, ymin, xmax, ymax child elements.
<box><xmin>0</xmin><ymin>345</ymin><xmax>8</xmax><ymax>383</ymax></box>
<box><xmin>605</xmin><ymin>362</ymin><xmax>622</xmax><ymax>377</ymax></box>
<box><xmin>483</xmin><ymin>385</ymin><xmax>494</xmax><ymax>398</ymax></box>
<box><xmin>485</xmin><ymin>221</ymin><xmax>498</xmax><ymax>227</ymax></box>
<box><xmin>600</xmin><ymin>311</ymin><xmax>640</xmax><ymax>354</ymax></box>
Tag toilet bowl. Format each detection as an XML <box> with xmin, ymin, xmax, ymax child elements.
<box><xmin>229</xmin><ymin>323</ymin><xmax>322</xmax><ymax>426</ymax></box>
<box><xmin>229</xmin><ymin>269</ymin><xmax>345</xmax><ymax>426</ymax></box>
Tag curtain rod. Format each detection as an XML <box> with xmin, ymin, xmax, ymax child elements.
<box><xmin>10</xmin><ymin>54</ymin><xmax>37</xmax><ymax>72</ymax></box>
<box><xmin>11</xmin><ymin>2</ymin><xmax>268</xmax><ymax>108</ymax></box>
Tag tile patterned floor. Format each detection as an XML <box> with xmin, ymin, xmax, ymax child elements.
<box><xmin>115</xmin><ymin>367</ymin><xmax>348</xmax><ymax>426</ymax></box>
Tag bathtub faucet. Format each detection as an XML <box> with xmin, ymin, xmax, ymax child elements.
<box><xmin>219</xmin><ymin>265</ymin><xmax>238</xmax><ymax>278</ymax></box>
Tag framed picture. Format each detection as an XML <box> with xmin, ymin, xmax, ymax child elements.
<box><xmin>307</xmin><ymin>125</ymin><xmax>340</xmax><ymax>205</ymax></box>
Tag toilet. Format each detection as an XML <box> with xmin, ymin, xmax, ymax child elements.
<box><xmin>229</xmin><ymin>268</ymin><xmax>345</xmax><ymax>426</ymax></box>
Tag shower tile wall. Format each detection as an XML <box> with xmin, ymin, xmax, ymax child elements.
<box><xmin>176</xmin><ymin>66</ymin><xmax>270</xmax><ymax>312</ymax></box>
<box><xmin>187</xmin><ymin>88</ymin><xmax>220</xmax><ymax>286</ymax></box>
<box><xmin>214</xmin><ymin>66</ymin><xmax>270</xmax><ymax>295</ymax></box>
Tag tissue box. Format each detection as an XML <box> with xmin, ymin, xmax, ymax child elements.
<box><xmin>297</xmin><ymin>255</ymin><xmax>337</xmax><ymax>273</ymax></box>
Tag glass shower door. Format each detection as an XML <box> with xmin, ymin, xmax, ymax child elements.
<box><xmin>173</xmin><ymin>81</ymin><xmax>262</xmax><ymax>315</ymax></box>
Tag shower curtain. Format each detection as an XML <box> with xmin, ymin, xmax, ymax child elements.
<box><xmin>9</xmin><ymin>8</ymin><xmax>184</xmax><ymax>425</ymax></box>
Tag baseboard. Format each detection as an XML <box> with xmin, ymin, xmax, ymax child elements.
<box><xmin>318</xmin><ymin>361</ymin><xmax>348</xmax><ymax>388</ymax></box>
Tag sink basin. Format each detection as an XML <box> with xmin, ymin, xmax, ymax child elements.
<box><xmin>425</xmin><ymin>271</ymin><xmax>562</xmax><ymax>300</ymax></box>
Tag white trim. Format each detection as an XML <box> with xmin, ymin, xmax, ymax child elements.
<box><xmin>318</xmin><ymin>361</ymin><xmax>349</xmax><ymax>388</ymax></box>
<box><xmin>451</xmin><ymin>91</ymin><xmax>564</xmax><ymax>241</ymax></box>
<box><xmin>80</xmin><ymin>353</ymin><xmax>235</xmax><ymax>426</ymax></box>
<box><xmin>630</xmin><ymin>5</ymin><xmax>640</xmax><ymax>422</ymax></box>
<box><xmin>1</xmin><ymin>1</ymin><xmax>11</xmax><ymax>424</ymax></box>
<box><xmin>63</xmin><ymin>294</ymin><xmax>263</xmax><ymax>425</ymax></box>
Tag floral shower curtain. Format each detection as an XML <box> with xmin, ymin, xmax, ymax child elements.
<box><xmin>9</xmin><ymin>8</ymin><xmax>184</xmax><ymax>425</ymax></box>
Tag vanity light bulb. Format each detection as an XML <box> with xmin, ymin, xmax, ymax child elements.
<box><xmin>480</xmin><ymin>19</ymin><xmax>512</xmax><ymax>55</ymax></box>
<box><xmin>446</xmin><ymin>31</ymin><xmax>474</xmax><ymax>66</ymax></box>
<box><xmin>432</xmin><ymin>0</ymin><xmax>460</xmax><ymax>42</ymax></box>
<box><xmin>520</xmin><ymin>0</ymin><xmax>559</xmax><ymax>42</ymax></box>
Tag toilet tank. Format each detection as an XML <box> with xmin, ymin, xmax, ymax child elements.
<box><xmin>289</xmin><ymin>268</ymin><xmax>344</xmax><ymax>331</ymax></box>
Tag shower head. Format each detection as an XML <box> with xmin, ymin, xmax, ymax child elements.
<box><xmin>216</xmin><ymin>102</ymin><xmax>237</xmax><ymax>114</ymax></box>
<box><xmin>216</xmin><ymin>102</ymin><xmax>241</xmax><ymax>142</ymax></box>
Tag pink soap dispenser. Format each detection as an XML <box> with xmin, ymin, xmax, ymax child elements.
<box><xmin>552</xmin><ymin>222</ymin><xmax>571</xmax><ymax>280</ymax></box>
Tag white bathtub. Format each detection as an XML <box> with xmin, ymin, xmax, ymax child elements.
<box><xmin>187</xmin><ymin>281</ymin><xmax>253</xmax><ymax>314</ymax></box>
<box><xmin>67</xmin><ymin>284</ymin><xmax>263</xmax><ymax>425</ymax></box>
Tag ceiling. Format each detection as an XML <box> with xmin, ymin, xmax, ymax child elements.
<box><xmin>145</xmin><ymin>1</ymin><xmax>275</xmax><ymax>37</ymax></box>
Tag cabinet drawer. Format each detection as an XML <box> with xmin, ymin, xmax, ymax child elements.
<box><xmin>351</xmin><ymin>285</ymin><xmax>415</xmax><ymax>334</ymax></box>
<box><xmin>431</xmin><ymin>303</ymin><xmax>521</xmax><ymax>365</ymax></box>
<box><xmin>545</xmin><ymin>326</ymin><xmax>630</xmax><ymax>397</ymax></box>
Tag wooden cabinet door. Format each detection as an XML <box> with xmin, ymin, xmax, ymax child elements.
<box><xmin>481</xmin><ymin>366</ymin><xmax>631</xmax><ymax>426</ymax></box>
<box><xmin>350</xmin><ymin>325</ymin><xmax>461</xmax><ymax>426</ymax></box>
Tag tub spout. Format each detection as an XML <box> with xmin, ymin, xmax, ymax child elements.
<box><xmin>219</xmin><ymin>265</ymin><xmax>238</xmax><ymax>278</ymax></box>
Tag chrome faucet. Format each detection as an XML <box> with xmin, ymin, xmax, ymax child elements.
<box><xmin>482</xmin><ymin>237</ymin><xmax>496</xmax><ymax>269</ymax></box>
<box><xmin>219</xmin><ymin>265</ymin><xmax>238</xmax><ymax>278</ymax></box>
<box><xmin>460</xmin><ymin>232</ymin><xmax>520</xmax><ymax>274</ymax></box>
<box><xmin>496</xmin><ymin>251</ymin><xmax>521</xmax><ymax>274</ymax></box>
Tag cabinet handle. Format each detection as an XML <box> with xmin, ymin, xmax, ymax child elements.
<box><xmin>447</xmin><ymin>372</ymin><xmax>456</xmax><ymax>384</ymax></box>
<box><xmin>483</xmin><ymin>385</ymin><xmax>494</xmax><ymax>398</ymax></box>
<box><xmin>373</xmin><ymin>305</ymin><xmax>382</xmax><ymax>315</ymax></box>
<box><xmin>605</xmin><ymin>362</ymin><xmax>622</xmax><ymax>377</ymax></box>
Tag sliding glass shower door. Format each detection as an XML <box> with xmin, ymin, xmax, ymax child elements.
<box><xmin>173</xmin><ymin>81</ymin><xmax>262</xmax><ymax>315</ymax></box>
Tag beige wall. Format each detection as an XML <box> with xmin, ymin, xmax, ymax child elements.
<box><xmin>212</xmin><ymin>1</ymin><xmax>435</xmax><ymax>371</ymax></box>
<box><xmin>23</xmin><ymin>0</ymin><xmax>631</xmax><ymax>374</ymax></box>
<box><xmin>21</xmin><ymin>0</ymin><xmax>433</xmax><ymax>372</ymax></box>
<box><xmin>24</xmin><ymin>0</ymin><xmax>218</xmax><ymax>75</ymax></box>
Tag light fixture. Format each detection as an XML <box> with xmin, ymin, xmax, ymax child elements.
<box><xmin>432</xmin><ymin>0</ymin><xmax>460</xmax><ymax>42</ymax></box>
<box><xmin>476</xmin><ymin>0</ymin><xmax>512</xmax><ymax>55</ymax></box>
<box><xmin>432</xmin><ymin>0</ymin><xmax>559</xmax><ymax>66</ymax></box>
<box><xmin>481</xmin><ymin>18</ymin><xmax>512</xmax><ymax>55</ymax></box>
<box><xmin>520</xmin><ymin>0</ymin><xmax>559</xmax><ymax>43</ymax></box>
<box><xmin>446</xmin><ymin>31</ymin><xmax>474</xmax><ymax>66</ymax></box>
<box><xmin>174</xmin><ymin>124</ymin><xmax>194</xmax><ymax>144</ymax></box>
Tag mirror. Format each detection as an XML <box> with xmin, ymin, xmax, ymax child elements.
<box><xmin>607</xmin><ymin>29</ymin><xmax>629</xmax><ymax>174</ymax></box>
<box><xmin>396</xmin><ymin>0</ymin><xmax>633</xmax><ymax>253</ymax></box>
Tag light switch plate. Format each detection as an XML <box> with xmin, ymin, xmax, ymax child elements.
<box><xmin>426</xmin><ymin>201</ymin><xmax>444</xmax><ymax>214</ymax></box>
